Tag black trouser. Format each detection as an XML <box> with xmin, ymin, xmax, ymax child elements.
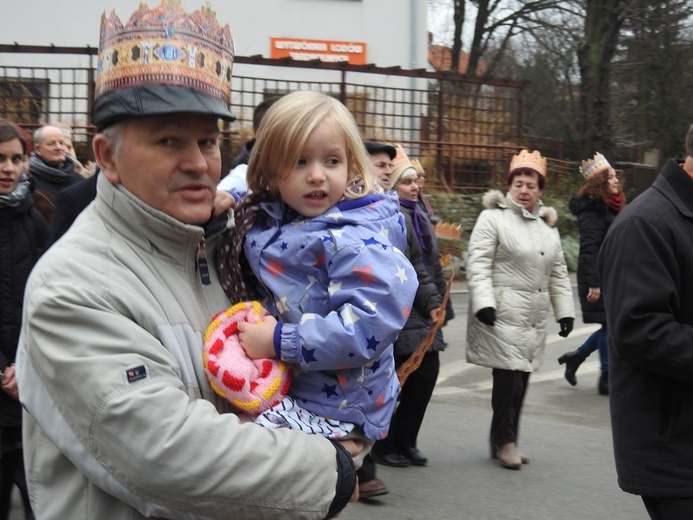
<box><xmin>0</xmin><ymin>427</ymin><xmax>34</xmax><ymax>520</ymax></box>
<box><xmin>356</xmin><ymin>454</ymin><xmax>377</xmax><ymax>482</ymax></box>
<box><xmin>642</xmin><ymin>497</ymin><xmax>693</xmax><ymax>519</ymax></box>
<box><xmin>490</xmin><ymin>369</ymin><xmax>529</xmax><ymax>447</ymax></box>
<box><xmin>377</xmin><ymin>350</ymin><xmax>440</xmax><ymax>454</ymax></box>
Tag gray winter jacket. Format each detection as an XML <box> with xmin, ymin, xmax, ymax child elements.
<box><xmin>466</xmin><ymin>190</ymin><xmax>574</xmax><ymax>371</ymax></box>
<box><xmin>16</xmin><ymin>175</ymin><xmax>351</xmax><ymax>520</ymax></box>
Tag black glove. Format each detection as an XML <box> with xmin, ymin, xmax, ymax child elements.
<box><xmin>558</xmin><ymin>317</ymin><xmax>574</xmax><ymax>338</ymax></box>
<box><xmin>476</xmin><ymin>307</ymin><xmax>496</xmax><ymax>327</ymax></box>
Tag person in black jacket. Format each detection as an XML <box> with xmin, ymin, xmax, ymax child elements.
<box><xmin>558</xmin><ymin>153</ymin><xmax>624</xmax><ymax>394</ymax></box>
<box><xmin>599</xmin><ymin>123</ymin><xmax>693</xmax><ymax>519</ymax></box>
<box><xmin>0</xmin><ymin>118</ymin><xmax>45</xmax><ymax>520</ymax></box>
<box><xmin>371</xmin><ymin>161</ymin><xmax>453</xmax><ymax>468</ymax></box>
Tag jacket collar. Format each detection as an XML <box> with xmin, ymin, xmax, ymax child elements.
<box><xmin>94</xmin><ymin>174</ymin><xmax>231</xmax><ymax>262</ymax></box>
<box><xmin>654</xmin><ymin>159</ymin><xmax>693</xmax><ymax>219</ymax></box>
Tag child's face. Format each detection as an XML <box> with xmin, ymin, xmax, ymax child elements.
<box><xmin>276</xmin><ymin>120</ymin><xmax>348</xmax><ymax>217</ymax></box>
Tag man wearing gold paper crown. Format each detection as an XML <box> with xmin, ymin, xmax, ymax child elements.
<box><xmin>599</xmin><ymin>126</ymin><xmax>693</xmax><ymax>518</ymax></box>
<box><xmin>14</xmin><ymin>2</ymin><xmax>356</xmax><ymax>519</ymax></box>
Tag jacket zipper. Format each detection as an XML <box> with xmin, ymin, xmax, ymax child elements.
<box><xmin>197</xmin><ymin>238</ymin><xmax>211</xmax><ymax>285</ymax></box>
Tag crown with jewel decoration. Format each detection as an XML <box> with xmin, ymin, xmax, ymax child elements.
<box><xmin>580</xmin><ymin>152</ymin><xmax>611</xmax><ymax>179</ymax></box>
<box><xmin>508</xmin><ymin>149</ymin><xmax>547</xmax><ymax>178</ymax></box>
<box><xmin>94</xmin><ymin>0</ymin><xmax>234</xmax><ymax>125</ymax></box>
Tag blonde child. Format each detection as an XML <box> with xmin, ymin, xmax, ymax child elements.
<box><xmin>216</xmin><ymin>91</ymin><xmax>418</xmax><ymax>460</ymax></box>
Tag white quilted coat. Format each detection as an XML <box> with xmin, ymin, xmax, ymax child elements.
<box><xmin>466</xmin><ymin>190</ymin><xmax>575</xmax><ymax>371</ymax></box>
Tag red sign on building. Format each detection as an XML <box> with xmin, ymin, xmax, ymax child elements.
<box><xmin>270</xmin><ymin>37</ymin><xmax>367</xmax><ymax>65</ymax></box>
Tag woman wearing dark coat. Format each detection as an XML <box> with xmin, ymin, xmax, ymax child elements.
<box><xmin>371</xmin><ymin>163</ymin><xmax>454</xmax><ymax>468</ymax></box>
<box><xmin>558</xmin><ymin>153</ymin><xmax>624</xmax><ymax>395</ymax></box>
<box><xmin>0</xmin><ymin>119</ymin><xmax>45</xmax><ymax>520</ymax></box>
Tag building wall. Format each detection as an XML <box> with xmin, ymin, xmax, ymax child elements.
<box><xmin>0</xmin><ymin>0</ymin><xmax>428</xmax><ymax>71</ymax></box>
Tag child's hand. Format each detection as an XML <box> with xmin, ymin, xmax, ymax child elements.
<box><xmin>237</xmin><ymin>315</ymin><xmax>278</xmax><ymax>359</ymax></box>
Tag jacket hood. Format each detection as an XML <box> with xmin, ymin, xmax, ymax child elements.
<box><xmin>482</xmin><ymin>189</ymin><xmax>558</xmax><ymax>227</ymax></box>
<box><xmin>569</xmin><ymin>194</ymin><xmax>606</xmax><ymax>217</ymax></box>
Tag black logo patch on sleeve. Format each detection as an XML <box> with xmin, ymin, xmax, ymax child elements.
<box><xmin>125</xmin><ymin>365</ymin><xmax>148</xmax><ymax>383</ymax></box>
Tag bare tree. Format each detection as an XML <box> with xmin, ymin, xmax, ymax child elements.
<box><xmin>576</xmin><ymin>0</ymin><xmax>626</xmax><ymax>157</ymax></box>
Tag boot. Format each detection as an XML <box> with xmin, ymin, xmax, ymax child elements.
<box><xmin>557</xmin><ymin>350</ymin><xmax>586</xmax><ymax>386</ymax></box>
<box><xmin>494</xmin><ymin>443</ymin><xmax>522</xmax><ymax>470</ymax></box>
<box><xmin>598</xmin><ymin>371</ymin><xmax>609</xmax><ymax>395</ymax></box>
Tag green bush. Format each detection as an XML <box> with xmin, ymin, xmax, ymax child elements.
<box><xmin>427</xmin><ymin>190</ymin><xmax>581</xmax><ymax>272</ymax></box>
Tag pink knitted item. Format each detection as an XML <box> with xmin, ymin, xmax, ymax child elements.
<box><xmin>203</xmin><ymin>301</ymin><xmax>292</xmax><ymax>414</ymax></box>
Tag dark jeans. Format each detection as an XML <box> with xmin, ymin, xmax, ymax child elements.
<box><xmin>642</xmin><ymin>496</ymin><xmax>693</xmax><ymax>519</ymax></box>
<box><xmin>490</xmin><ymin>369</ymin><xmax>529</xmax><ymax>447</ymax></box>
<box><xmin>576</xmin><ymin>325</ymin><xmax>609</xmax><ymax>372</ymax></box>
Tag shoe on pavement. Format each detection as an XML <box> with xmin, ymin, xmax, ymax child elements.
<box><xmin>371</xmin><ymin>446</ymin><xmax>411</xmax><ymax>468</ymax></box>
<box><xmin>401</xmin><ymin>446</ymin><xmax>428</xmax><ymax>466</ymax></box>
<box><xmin>359</xmin><ymin>477</ymin><xmax>389</xmax><ymax>499</ymax></box>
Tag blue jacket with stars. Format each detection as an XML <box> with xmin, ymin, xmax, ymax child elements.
<box><xmin>244</xmin><ymin>192</ymin><xmax>418</xmax><ymax>439</ymax></box>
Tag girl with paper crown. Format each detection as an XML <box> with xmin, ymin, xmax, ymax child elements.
<box><xmin>558</xmin><ymin>152</ymin><xmax>625</xmax><ymax>395</ymax></box>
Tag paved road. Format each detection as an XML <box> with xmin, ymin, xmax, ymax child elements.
<box><xmin>341</xmin><ymin>292</ymin><xmax>648</xmax><ymax>520</ymax></box>
<box><xmin>9</xmin><ymin>290</ymin><xmax>649</xmax><ymax>520</ymax></box>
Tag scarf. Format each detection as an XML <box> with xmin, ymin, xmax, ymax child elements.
<box><xmin>216</xmin><ymin>191</ymin><xmax>272</xmax><ymax>303</ymax></box>
<box><xmin>0</xmin><ymin>173</ymin><xmax>31</xmax><ymax>209</ymax></box>
<box><xmin>29</xmin><ymin>152</ymin><xmax>77</xmax><ymax>184</ymax></box>
<box><xmin>606</xmin><ymin>193</ymin><xmax>624</xmax><ymax>213</ymax></box>
<box><xmin>399</xmin><ymin>197</ymin><xmax>434</xmax><ymax>264</ymax></box>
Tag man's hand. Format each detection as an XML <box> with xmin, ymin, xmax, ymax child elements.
<box><xmin>1</xmin><ymin>365</ymin><xmax>18</xmax><ymax>400</ymax></box>
<box><xmin>586</xmin><ymin>287</ymin><xmax>601</xmax><ymax>303</ymax></box>
<box><xmin>213</xmin><ymin>190</ymin><xmax>235</xmax><ymax>217</ymax></box>
<box><xmin>237</xmin><ymin>315</ymin><xmax>278</xmax><ymax>359</ymax></box>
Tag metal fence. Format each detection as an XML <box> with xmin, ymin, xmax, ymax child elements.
<box><xmin>4</xmin><ymin>44</ymin><xmax>656</xmax><ymax>196</ymax></box>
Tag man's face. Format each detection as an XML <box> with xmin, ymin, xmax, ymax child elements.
<box><xmin>35</xmin><ymin>126</ymin><xmax>67</xmax><ymax>165</ymax></box>
<box><xmin>97</xmin><ymin>114</ymin><xmax>222</xmax><ymax>225</ymax></box>
<box><xmin>367</xmin><ymin>151</ymin><xmax>394</xmax><ymax>189</ymax></box>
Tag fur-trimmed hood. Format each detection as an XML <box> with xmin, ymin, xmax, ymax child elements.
<box><xmin>482</xmin><ymin>189</ymin><xmax>558</xmax><ymax>227</ymax></box>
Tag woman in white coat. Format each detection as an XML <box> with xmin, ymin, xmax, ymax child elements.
<box><xmin>466</xmin><ymin>149</ymin><xmax>575</xmax><ymax>470</ymax></box>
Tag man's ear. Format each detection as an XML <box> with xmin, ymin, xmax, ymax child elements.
<box><xmin>93</xmin><ymin>134</ymin><xmax>120</xmax><ymax>184</ymax></box>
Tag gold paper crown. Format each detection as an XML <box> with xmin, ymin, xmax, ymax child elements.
<box><xmin>95</xmin><ymin>0</ymin><xmax>234</xmax><ymax>105</ymax></box>
<box><xmin>580</xmin><ymin>152</ymin><xmax>611</xmax><ymax>179</ymax></box>
<box><xmin>392</xmin><ymin>143</ymin><xmax>412</xmax><ymax>171</ymax></box>
<box><xmin>509</xmin><ymin>149</ymin><xmax>547</xmax><ymax>178</ymax></box>
<box><xmin>410</xmin><ymin>159</ymin><xmax>425</xmax><ymax>174</ymax></box>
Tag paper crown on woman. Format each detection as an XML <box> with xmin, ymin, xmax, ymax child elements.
<box><xmin>580</xmin><ymin>152</ymin><xmax>612</xmax><ymax>179</ymax></box>
<box><xmin>509</xmin><ymin>149</ymin><xmax>547</xmax><ymax>178</ymax></box>
<box><xmin>93</xmin><ymin>0</ymin><xmax>235</xmax><ymax>129</ymax></box>
<box><xmin>410</xmin><ymin>159</ymin><xmax>425</xmax><ymax>174</ymax></box>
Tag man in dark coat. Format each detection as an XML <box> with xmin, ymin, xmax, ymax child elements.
<box><xmin>599</xmin><ymin>122</ymin><xmax>693</xmax><ymax>520</ymax></box>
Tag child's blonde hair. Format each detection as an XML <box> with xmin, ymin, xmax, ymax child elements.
<box><xmin>247</xmin><ymin>91</ymin><xmax>376</xmax><ymax>199</ymax></box>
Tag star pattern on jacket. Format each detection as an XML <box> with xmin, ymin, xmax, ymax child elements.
<box><xmin>395</xmin><ymin>265</ymin><xmax>409</xmax><ymax>283</ymax></box>
<box><xmin>340</xmin><ymin>305</ymin><xmax>360</xmax><ymax>327</ymax></box>
<box><xmin>354</xmin><ymin>265</ymin><xmax>376</xmax><ymax>286</ymax></box>
<box><xmin>322</xmin><ymin>383</ymin><xmax>338</xmax><ymax>398</ymax></box>
<box><xmin>300</xmin><ymin>313</ymin><xmax>317</xmax><ymax>325</ymax></box>
<box><xmin>379</xmin><ymin>225</ymin><xmax>389</xmax><ymax>241</ymax></box>
<box><xmin>363</xmin><ymin>236</ymin><xmax>383</xmax><ymax>248</ymax></box>
<box><xmin>266</xmin><ymin>259</ymin><xmax>284</xmax><ymax>278</ymax></box>
<box><xmin>328</xmin><ymin>281</ymin><xmax>342</xmax><ymax>295</ymax></box>
<box><xmin>369</xmin><ymin>359</ymin><xmax>381</xmax><ymax>373</ymax></box>
<box><xmin>302</xmin><ymin>346</ymin><xmax>318</xmax><ymax>363</ymax></box>
<box><xmin>277</xmin><ymin>296</ymin><xmax>290</xmax><ymax>314</ymax></box>
<box><xmin>366</xmin><ymin>335</ymin><xmax>380</xmax><ymax>351</ymax></box>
